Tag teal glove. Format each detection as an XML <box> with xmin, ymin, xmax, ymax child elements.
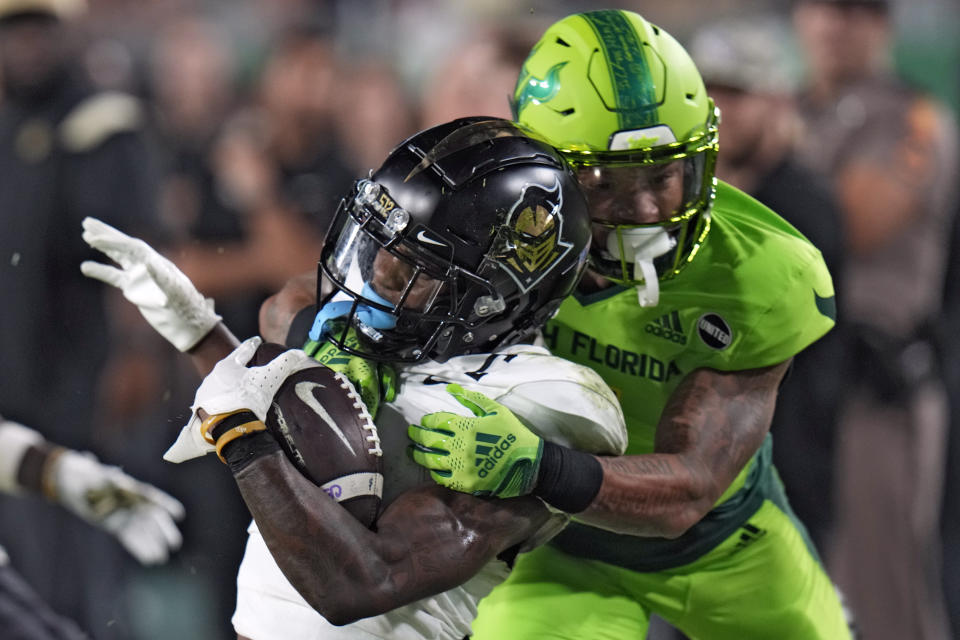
<box><xmin>408</xmin><ymin>383</ymin><xmax>543</xmax><ymax>498</ymax></box>
<box><xmin>303</xmin><ymin>330</ymin><xmax>396</xmax><ymax>418</ymax></box>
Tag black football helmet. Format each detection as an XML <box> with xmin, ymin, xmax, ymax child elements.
<box><xmin>312</xmin><ymin>117</ymin><xmax>591</xmax><ymax>363</ymax></box>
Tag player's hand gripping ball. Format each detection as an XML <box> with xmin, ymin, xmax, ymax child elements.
<box><xmin>250</xmin><ymin>343</ymin><xmax>384</xmax><ymax>527</ymax></box>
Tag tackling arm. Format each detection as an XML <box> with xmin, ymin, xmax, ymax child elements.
<box><xmin>579</xmin><ymin>360</ymin><xmax>790</xmax><ymax>537</ymax></box>
<box><xmin>411</xmin><ymin>359</ymin><xmax>790</xmax><ymax>539</ymax></box>
<box><xmin>232</xmin><ymin>444</ymin><xmax>550</xmax><ymax>625</ymax></box>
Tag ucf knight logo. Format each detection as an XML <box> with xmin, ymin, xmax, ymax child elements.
<box><xmin>499</xmin><ymin>176</ymin><xmax>573</xmax><ymax>293</ymax></box>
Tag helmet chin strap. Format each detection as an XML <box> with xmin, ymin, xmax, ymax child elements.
<box><xmin>606</xmin><ymin>227</ymin><xmax>676</xmax><ymax>307</ymax></box>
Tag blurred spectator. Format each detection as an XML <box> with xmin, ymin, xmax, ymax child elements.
<box><xmin>147</xmin><ymin>13</ymin><xmax>260</xmax><ymax>336</ymax></box>
<box><xmin>0</xmin><ymin>0</ymin><xmax>169</xmax><ymax>636</ymax></box>
<box><xmin>419</xmin><ymin>24</ymin><xmax>536</xmax><ymax>128</ymax></box>
<box><xmin>168</xmin><ymin>23</ymin><xmax>355</xmax><ymax>311</ymax></box>
<box><xmin>688</xmin><ymin>16</ymin><xmax>847</xmax><ymax>553</ymax></box>
<box><xmin>332</xmin><ymin>57</ymin><xmax>416</xmax><ymax>175</ymax></box>
<box><xmin>150</xmin><ymin>15</ymin><xmax>236</xmax><ymax>162</ymax></box>
<box><xmin>793</xmin><ymin>1</ymin><xmax>958</xmax><ymax>639</ymax></box>
<box><xmin>941</xmin><ymin>164</ymin><xmax>960</xmax><ymax>636</ymax></box>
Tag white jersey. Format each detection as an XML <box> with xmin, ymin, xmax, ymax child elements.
<box><xmin>232</xmin><ymin>345</ymin><xmax>626</xmax><ymax>640</ymax></box>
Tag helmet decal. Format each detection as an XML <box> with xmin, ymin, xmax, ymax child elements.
<box><xmin>609</xmin><ymin>125</ymin><xmax>676</xmax><ymax>151</ymax></box>
<box><xmin>582</xmin><ymin>10</ymin><xmax>658</xmax><ymax>130</ymax></box>
<box><xmin>501</xmin><ymin>176</ymin><xmax>573</xmax><ymax>293</ymax></box>
<box><xmin>514</xmin><ymin>60</ymin><xmax>568</xmax><ymax>117</ymax></box>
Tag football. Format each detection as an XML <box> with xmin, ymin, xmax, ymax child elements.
<box><xmin>250</xmin><ymin>342</ymin><xmax>383</xmax><ymax>528</ymax></box>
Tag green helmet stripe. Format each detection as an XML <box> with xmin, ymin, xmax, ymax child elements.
<box><xmin>581</xmin><ymin>10</ymin><xmax>657</xmax><ymax>131</ymax></box>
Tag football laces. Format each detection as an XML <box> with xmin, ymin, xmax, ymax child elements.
<box><xmin>332</xmin><ymin>371</ymin><xmax>383</xmax><ymax>456</ymax></box>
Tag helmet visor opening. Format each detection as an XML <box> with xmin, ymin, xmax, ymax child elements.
<box><xmin>325</xmin><ymin>216</ymin><xmax>448</xmax><ymax>315</ymax></box>
<box><xmin>575</xmin><ymin>155</ymin><xmax>706</xmax><ymax>227</ymax></box>
<box><xmin>574</xmin><ymin>152</ymin><xmax>715</xmax><ymax>285</ymax></box>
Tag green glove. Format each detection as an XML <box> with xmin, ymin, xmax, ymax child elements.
<box><xmin>408</xmin><ymin>383</ymin><xmax>543</xmax><ymax>498</ymax></box>
<box><xmin>303</xmin><ymin>331</ymin><xmax>396</xmax><ymax>418</ymax></box>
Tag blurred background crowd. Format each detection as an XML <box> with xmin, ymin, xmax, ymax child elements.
<box><xmin>0</xmin><ymin>0</ymin><xmax>957</xmax><ymax>638</ymax></box>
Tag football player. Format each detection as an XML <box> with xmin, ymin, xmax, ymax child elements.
<box><xmin>408</xmin><ymin>10</ymin><xmax>853</xmax><ymax>640</ymax></box>
<box><xmin>0</xmin><ymin>416</ymin><xmax>183</xmax><ymax>639</ymax></box>
<box><xmin>81</xmin><ymin>118</ymin><xmax>628</xmax><ymax>639</ymax></box>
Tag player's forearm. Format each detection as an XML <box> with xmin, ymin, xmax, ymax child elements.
<box><xmin>232</xmin><ymin>445</ymin><xmax>543</xmax><ymax>624</ymax></box>
<box><xmin>231</xmin><ymin>447</ymin><xmax>445</xmax><ymax>625</ymax></box>
<box><xmin>569</xmin><ymin>363</ymin><xmax>788</xmax><ymax>537</ymax></box>
<box><xmin>185</xmin><ymin>323</ymin><xmax>241</xmax><ymax>377</ymax></box>
<box><xmin>575</xmin><ymin>453</ymin><xmax>718</xmax><ymax>537</ymax></box>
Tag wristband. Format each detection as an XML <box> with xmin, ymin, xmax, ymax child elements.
<box><xmin>0</xmin><ymin>421</ymin><xmax>43</xmax><ymax>493</ymax></box>
<box><xmin>534</xmin><ymin>441</ymin><xmax>603</xmax><ymax>514</ymax></box>
<box><xmin>222</xmin><ymin>431</ymin><xmax>281</xmax><ymax>475</ymax></box>
<box><xmin>203</xmin><ymin>410</ymin><xmax>268</xmax><ymax>463</ymax></box>
<box><xmin>39</xmin><ymin>446</ymin><xmax>69</xmax><ymax>502</ymax></box>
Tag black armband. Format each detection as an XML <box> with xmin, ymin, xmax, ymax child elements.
<box><xmin>221</xmin><ymin>430</ymin><xmax>281</xmax><ymax>475</ymax></box>
<box><xmin>533</xmin><ymin>441</ymin><xmax>603</xmax><ymax>513</ymax></box>
<box><xmin>16</xmin><ymin>444</ymin><xmax>52</xmax><ymax>494</ymax></box>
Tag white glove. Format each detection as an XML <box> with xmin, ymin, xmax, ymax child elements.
<box><xmin>80</xmin><ymin>216</ymin><xmax>221</xmax><ymax>352</ymax></box>
<box><xmin>164</xmin><ymin>336</ymin><xmax>322</xmax><ymax>463</ymax></box>
<box><xmin>47</xmin><ymin>449</ymin><xmax>185</xmax><ymax>565</ymax></box>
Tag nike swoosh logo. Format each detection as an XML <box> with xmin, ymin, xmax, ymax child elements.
<box><xmin>416</xmin><ymin>230</ymin><xmax>446</xmax><ymax>246</ymax></box>
<box><xmin>295</xmin><ymin>382</ymin><xmax>357</xmax><ymax>456</ymax></box>
<box><xmin>814</xmin><ymin>291</ymin><xmax>836</xmax><ymax>320</ymax></box>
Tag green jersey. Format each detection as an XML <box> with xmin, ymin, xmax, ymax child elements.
<box><xmin>542</xmin><ymin>180</ymin><xmax>836</xmax><ymax>569</ymax></box>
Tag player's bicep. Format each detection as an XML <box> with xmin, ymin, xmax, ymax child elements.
<box><xmin>258</xmin><ymin>270</ymin><xmax>317</xmax><ymax>343</ymax></box>
<box><xmin>371</xmin><ymin>486</ymin><xmax>550</xmax><ymax>597</ymax></box>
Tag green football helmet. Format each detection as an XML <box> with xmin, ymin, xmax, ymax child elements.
<box><xmin>512</xmin><ymin>9</ymin><xmax>719</xmax><ymax>306</ymax></box>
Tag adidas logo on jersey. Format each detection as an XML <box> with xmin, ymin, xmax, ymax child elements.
<box><xmin>474</xmin><ymin>432</ymin><xmax>517</xmax><ymax>478</ymax></box>
<box><xmin>733</xmin><ymin>523</ymin><xmax>767</xmax><ymax>552</ymax></box>
<box><xmin>645</xmin><ymin>311</ymin><xmax>686</xmax><ymax>345</ymax></box>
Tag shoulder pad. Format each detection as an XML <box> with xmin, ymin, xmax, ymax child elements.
<box><xmin>404</xmin><ymin>347</ymin><xmax>627</xmax><ymax>455</ymax></box>
<box><xmin>58</xmin><ymin>92</ymin><xmax>144</xmax><ymax>153</ymax></box>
